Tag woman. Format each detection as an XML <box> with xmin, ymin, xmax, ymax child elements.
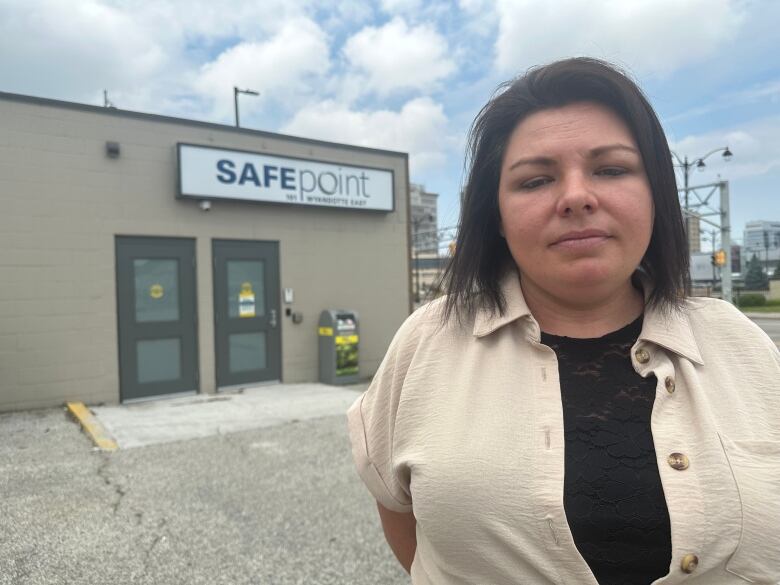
<box><xmin>347</xmin><ymin>58</ymin><xmax>780</xmax><ymax>585</ymax></box>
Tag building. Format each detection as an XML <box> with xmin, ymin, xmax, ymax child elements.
<box><xmin>409</xmin><ymin>184</ymin><xmax>444</xmax><ymax>303</ymax></box>
<box><xmin>730</xmin><ymin>244</ymin><xmax>741</xmax><ymax>275</ymax></box>
<box><xmin>687</xmin><ymin>215</ymin><xmax>701</xmax><ymax>253</ymax></box>
<box><xmin>0</xmin><ymin>91</ymin><xmax>412</xmax><ymax>412</ymax></box>
<box><xmin>410</xmin><ymin>183</ymin><xmax>438</xmax><ymax>254</ymax></box>
<box><xmin>742</xmin><ymin>220</ymin><xmax>780</xmax><ymax>273</ymax></box>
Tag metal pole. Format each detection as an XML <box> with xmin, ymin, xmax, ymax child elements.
<box><xmin>234</xmin><ymin>87</ymin><xmax>240</xmax><ymax>127</ymax></box>
<box><xmin>764</xmin><ymin>230</ymin><xmax>770</xmax><ymax>275</ymax></box>
<box><xmin>413</xmin><ymin>221</ymin><xmax>420</xmax><ymax>304</ymax></box>
<box><xmin>683</xmin><ymin>157</ymin><xmax>690</xmax><ymax>249</ymax></box>
<box><xmin>720</xmin><ymin>181</ymin><xmax>732</xmax><ymax>304</ymax></box>
<box><xmin>712</xmin><ymin>229</ymin><xmax>717</xmax><ymax>285</ymax></box>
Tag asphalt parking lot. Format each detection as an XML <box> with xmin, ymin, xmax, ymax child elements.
<box><xmin>0</xmin><ymin>400</ymin><xmax>408</xmax><ymax>585</ymax></box>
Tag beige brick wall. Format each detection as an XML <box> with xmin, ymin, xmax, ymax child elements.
<box><xmin>0</xmin><ymin>94</ymin><xmax>411</xmax><ymax>411</ymax></box>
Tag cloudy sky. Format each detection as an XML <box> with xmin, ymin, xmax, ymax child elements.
<box><xmin>1</xmin><ymin>0</ymin><xmax>778</xmax><ymax>249</ymax></box>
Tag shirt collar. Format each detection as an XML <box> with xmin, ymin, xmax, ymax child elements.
<box><xmin>638</xmin><ymin>285</ymin><xmax>704</xmax><ymax>365</ymax></box>
<box><xmin>472</xmin><ymin>269</ymin><xmax>704</xmax><ymax>365</ymax></box>
<box><xmin>472</xmin><ymin>269</ymin><xmax>533</xmax><ymax>338</ymax></box>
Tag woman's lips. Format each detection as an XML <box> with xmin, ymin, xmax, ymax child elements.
<box><xmin>551</xmin><ymin>235</ymin><xmax>611</xmax><ymax>250</ymax></box>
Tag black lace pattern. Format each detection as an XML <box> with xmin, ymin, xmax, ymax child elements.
<box><xmin>541</xmin><ymin>316</ymin><xmax>672</xmax><ymax>585</ymax></box>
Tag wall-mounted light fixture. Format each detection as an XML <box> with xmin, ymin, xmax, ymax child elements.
<box><xmin>105</xmin><ymin>141</ymin><xmax>120</xmax><ymax>158</ymax></box>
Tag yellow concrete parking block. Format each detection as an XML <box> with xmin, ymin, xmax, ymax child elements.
<box><xmin>66</xmin><ymin>402</ymin><xmax>118</xmax><ymax>451</ymax></box>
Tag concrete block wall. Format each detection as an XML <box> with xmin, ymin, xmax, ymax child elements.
<box><xmin>0</xmin><ymin>93</ymin><xmax>411</xmax><ymax>411</ymax></box>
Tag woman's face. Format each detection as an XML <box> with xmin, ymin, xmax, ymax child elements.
<box><xmin>497</xmin><ymin>101</ymin><xmax>654</xmax><ymax>303</ymax></box>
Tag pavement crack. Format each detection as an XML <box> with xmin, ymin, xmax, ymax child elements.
<box><xmin>142</xmin><ymin>518</ymin><xmax>170</xmax><ymax>572</ymax></box>
<box><xmin>96</xmin><ymin>452</ymin><xmax>126</xmax><ymax>516</ymax></box>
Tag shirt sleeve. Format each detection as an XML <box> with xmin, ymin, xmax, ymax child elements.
<box><xmin>347</xmin><ymin>311</ymin><xmax>422</xmax><ymax>513</ymax></box>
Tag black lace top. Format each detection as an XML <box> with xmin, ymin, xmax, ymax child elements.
<box><xmin>541</xmin><ymin>316</ymin><xmax>672</xmax><ymax>585</ymax></box>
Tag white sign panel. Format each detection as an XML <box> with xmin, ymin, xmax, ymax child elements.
<box><xmin>178</xmin><ymin>144</ymin><xmax>394</xmax><ymax>211</ymax></box>
<box><xmin>690</xmin><ymin>252</ymin><xmax>717</xmax><ymax>282</ymax></box>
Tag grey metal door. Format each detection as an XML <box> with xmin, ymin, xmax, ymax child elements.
<box><xmin>115</xmin><ymin>237</ymin><xmax>199</xmax><ymax>401</ymax></box>
<box><xmin>213</xmin><ymin>240</ymin><xmax>281</xmax><ymax>387</ymax></box>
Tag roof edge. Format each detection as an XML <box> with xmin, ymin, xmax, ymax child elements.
<box><xmin>0</xmin><ymin>90</ymin><xmax>409</xmax><ymax>160</ymax></box>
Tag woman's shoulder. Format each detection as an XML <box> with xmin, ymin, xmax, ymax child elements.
<box><xmin>395</xmin><ymin>295</ymin><xmax>474</xmax><ymax>343</ymax></box>
<box><xmin>682</xmin><ymin>295</ymin><xmax>779</xmax><ymax>357</ymax></box>
<box><xmin>684</xmin><ymin>295</ymin><xmax>763</xmax><ymax>329</ymax></box>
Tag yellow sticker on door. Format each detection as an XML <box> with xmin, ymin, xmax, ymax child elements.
<box><xmin>239</xmin><ymin>282</ymin><xmax>256</xmax><ymax>318</ymax></box>
<box><xmin>149</xmin><ymin>284</ymin><xmax>164</xmax><ymax>299</ymax></box>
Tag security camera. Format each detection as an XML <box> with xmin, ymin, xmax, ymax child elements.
<box><xmin>199</xmin><ymin>200</ymin><xmax>211</xmax><ymax>212</ymax></box>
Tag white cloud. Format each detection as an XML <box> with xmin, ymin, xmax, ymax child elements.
<box><xmin>670</xmin><ymin>116</ymin><xmax>780</xmax><ymax>182</ymax></box>
<box><xmin>458</xmin><ymin>0</ymin><xmax>499</xmax><ymax>35</ymax></box>
<box><xmin>119</xmin><ymin>0</ymin><xmax>311</xmax><ymax>41</ymax></box>
<box><xmin>0</xmin><ymin>0</ymin><xmax>167</xmax><ymax>99</ymax></box>
<box><xmin>667</xmin><ymin>80</ymin><xmax>780</xmax><ymax>123</ymax></box>
<box><xmin>0</xmin><ymin>0</ymin><xmax>319</xmax><ymax>114</ymax></box>
<box><xmin>282</xmin><ymin>97</ymin><xmax>450</xmax><ymax>173</ymax></box>
<box><xmin>318</xmin><ymin>0</ymin><xmax>375</xmax><ymax>29</ymax></box>
<box><xmin>380</xmin><ymin>0</ymin><xmax>423</xmax><ymax>13</ymax></box>
<box><xmin>342</xmin><ymin>17</ymin><xmax>455</xmax><ymax>96</ymax></box>
<box><xmin>193</xmin><ymin>18</ymin><xmax>330</xmax><ymax>120</ymax></box>
<box><xmin>493</xmin><ymin>0</ymin><xmax>746</xmax><ymax>76</ymax></box>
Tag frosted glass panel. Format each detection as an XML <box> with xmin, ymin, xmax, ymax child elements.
<box><xmin>137</xmin><ymin>338</ymin><xmax>181</xmax><ymax>383</ymax></box>
<box><xmin>134</xmin><ymin>259</ymin><xmax>179</xmax><ymax>322</ymax></box>
<box><xmin>229</xmin><ymin>332</ymin><xmax>266</xmax><ymax>373</ymax></box>
<box><xmin>227</xmin><ymin>260</ymin><xmax>264</xmax><ymax>319</ymax></box>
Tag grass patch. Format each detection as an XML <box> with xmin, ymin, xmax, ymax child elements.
<box><xmin>739</xmin><ymin>305</ymin><xmax>780</xmax><ymax>313</ymax></box>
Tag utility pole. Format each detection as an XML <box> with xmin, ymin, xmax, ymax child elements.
<box><xmin>233</xmin><ymin>87</ymin><xmax>259</xmax><ymax>128</ymax></box>
<box><xmin>711</xmin><ymin>229</ymin><xmax>717</xmax><ymax>284</ymax></box>
<box><xmin>764</xmin><ymin>230</ymin><xmax>771</xmax><ymax>276</ymax></box>
<box><xmin>671</xmin><ymin>147</ymin><xmax>732</xmax><ymax>251</ymax></box>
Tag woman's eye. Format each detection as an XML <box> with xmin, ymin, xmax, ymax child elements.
<box><xmin>597</xmin><ymin>167</ymin><xmax>627</xmax><ymax>177</ymax></box>
<box><xmin>520</xmin><ymin>177</ymin><xmax>552</xmax><ymax>190</ymax></box>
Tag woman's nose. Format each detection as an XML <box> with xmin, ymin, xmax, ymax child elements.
<box><xmin>555</xmin><ymin>172</ymin><xmax>599</xmax><ymax>217</ymax></box>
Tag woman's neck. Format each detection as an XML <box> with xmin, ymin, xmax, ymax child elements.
<box><xmin>521</xmin><ymin>276</ymin><xmax>645</xmax><ymax>339</ymax></box>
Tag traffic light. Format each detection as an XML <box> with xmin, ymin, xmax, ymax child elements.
<box><xmin>711</xmin><ymin>249</ymin><xmax>726</xmax><ymax>267</ymax></box>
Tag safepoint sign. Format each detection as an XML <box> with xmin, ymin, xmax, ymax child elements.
<box><xmin>177</xmin><ymin>143</ymin><xmax>394</xmax><ymax>211</ymax></box>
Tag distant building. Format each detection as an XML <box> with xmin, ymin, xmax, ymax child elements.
<box><xmin>731</xmin><ymin>244</ymin><xmax>741</xmax><ymax>274</ymax></box>
<box><xmin>410</xmin><ymin>184</ymin><xmax>447</xmax><ymax>304</ymax></box>
<box><xmin>690</xmin><ymin>252</ymin><xmax>717</xmax><ymax>283</ymax></box>
<box><xmin>688</xmin><ymin>216</ymin><xmax>701</xmax><ymax>253</ymax></box>
<box><xmin>742</xmin><ymin>220</ymin><xmax>780</xmax><ymax>272</ymax></box>
<box><xmin>410</xmin><ymin>183</ymin><xmax>438</xmax><ymax>254</ymax></box>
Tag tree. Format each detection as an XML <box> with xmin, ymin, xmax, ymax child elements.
<box><xmin>772</xmin><ymin>258</ymin><xmax>780</xmax><ymax>280</ymax></box>
<box><xmin>744</xmin><ymin>253</ymin><xmax>769</xmax><ymax>290</ymax></box>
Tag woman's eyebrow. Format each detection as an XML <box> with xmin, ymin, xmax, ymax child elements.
<box><xmin>507</xmin><ymin>156</ymin><xmax>556</xmax><ymax>171</ymax></box>
<box><xmin>589</xmin><ymin>143</ymin><xmax>639</xmax><ymax>157</ymax></box>
<box><xmin>507</xmin><ymin>144</ymin><xmax>639</xmax><ymax>171</ymax></box>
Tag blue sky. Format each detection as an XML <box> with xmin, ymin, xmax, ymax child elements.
<box><xmin>1</xmin><ymin>0</ymin><xmax>778</xmax><ymax>249</ymax></box>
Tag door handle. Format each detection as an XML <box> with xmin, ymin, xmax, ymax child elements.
<box><xmin>269</xmin><ymin>309</ymin><xmax>277</xmax><ymax>328</ymax></box>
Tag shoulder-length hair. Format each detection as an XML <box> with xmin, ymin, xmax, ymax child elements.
<box><xmin>441</xmin><ymin>57</ymin><xmax>689</xmax><ymax>324</ymax></box>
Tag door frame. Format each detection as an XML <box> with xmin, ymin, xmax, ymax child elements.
<box><xmin>212</xmin><ymin>239</ymin><xmax>282</xmax><ymax>389</ymax></box>
<box><xmin>115</xmin><ymin>236</ymin><xmax>200</xmax><ymax>403</ymax></box>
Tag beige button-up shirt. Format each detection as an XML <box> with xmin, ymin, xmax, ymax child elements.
<box><xmin>347</xmin><ymin>271</ymin><xmax>780</xmax><ymax>584</ymax></box>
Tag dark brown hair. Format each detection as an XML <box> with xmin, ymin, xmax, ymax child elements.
<box><xmin>441</xmin><ymin>57</ymin><xmax>689</xmax><ymax>324</ymax></box>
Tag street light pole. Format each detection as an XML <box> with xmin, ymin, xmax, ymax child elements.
<box><xmin>671</xmin><ymin>146</ymin><xmax>732</xmax><ymax>251</ymax></box>
<box><xmin>234</xmin><ymin>86</ymin><xmax>260</xmax><ymax>128</ymax></box>
<box><xmin>764</xmin><ymin>230</ymin><xmax>770</xmax><ymax>276</ymax></box>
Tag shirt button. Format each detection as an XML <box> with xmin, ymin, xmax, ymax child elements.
<box><xmin>681</xmin><ymin>553</ymin><xmax>699</xmax><ymax>573</ymax></box>
<box><xmin>635</xmin><ymin>348</ymin><xmax>650</xmax><ymax>364</ymax></box>
<box><xmin>668</xmin><ymin>453</ymin><xmax>690</xmax><ymax>470</ymax></box>
<box><xmin>665</xmin><ymin>376</ymin><xmax>676</xmax><ymax>393</ymax></box>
